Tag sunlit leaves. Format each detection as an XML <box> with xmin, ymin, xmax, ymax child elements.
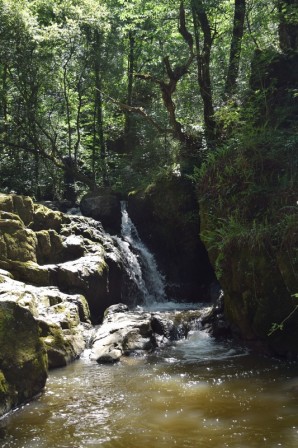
<box><xmin>0</xmin><ymin>0</ymin><xmax>287</xmax><ymax>193</ymax></box>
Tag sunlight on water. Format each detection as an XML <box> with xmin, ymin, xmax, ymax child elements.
<box><xmin>1</xmin><ymin>330</ymin><xmax>298</xmax><ymax>448</ymax></box>
<box><xmin>142</xmin><ymin>300</ymin><xmax>208</xmax><ymax>312</ymax></box>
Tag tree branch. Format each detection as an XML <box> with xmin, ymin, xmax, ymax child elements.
<box><xmin>0</xmin><ymin>139</ymin><xmax>96</xmax><ymax>190</ymax></box>
<box><xmin>179</xmin><ymin>1</ymin><xmax>194</xmax><ymax>51</ymax></box>
<box><xmin>100</xmin><ymin>90</ymin><xmax>172</xmax><ymax>135</ymax></box>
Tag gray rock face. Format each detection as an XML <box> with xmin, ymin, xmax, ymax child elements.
<box><xmin>90</xmin><ymin>304</ymin><xmax>204</xmax><ymax>363</ymax></box>
<box><xmin>0</xmin><ymin>271</ymin><xmax>91</xmax><ymax>368</ymax></box>
<box><xmin>0</xmin><ymin>267</ymin><xmax>93</xmax><ymax>417</ymax></box>
<box><xmin>127</xmin><ymin>175</ymin><xmax>216</xmax><ymax>301</ymax></box>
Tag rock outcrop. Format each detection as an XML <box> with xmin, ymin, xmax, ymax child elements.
<box><xmin>0</xmin><ymin>271</ymin><xmax>48</xmax><ymax>417</ymax></box>
<box><xmin>0</xmin><ymin>193</ymin><xmax>134</xmax><ymax>320</ymax></box>
<box><xmin>80</xmin><ymin>190</ymin><xmax>121</xmax><ymax>234</ymax></box>
<box><xmin>0</xmin><ymin>192</ymin><xmax>137</xmax><ymax>417</ymax></box>
<box><xmin>0</xmin><ymin>270</ymin><xmax>91</xmax><ymax>368</ymax></box>
<box><xmin>90</xmin><ymin>303</ymin><xmax>204</xmax><ymax>363</ymax></box>
<box><xmin>0</xmin><ymin>268</ymin><xmax>92</xmax><ymax>417</ymax></box>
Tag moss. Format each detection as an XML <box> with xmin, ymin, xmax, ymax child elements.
<box><xmin>35</xmin><ymin>229</ymin><xmax>65</xmax><ymax>264</ymax></box>
<box><xmin>0</xmin><ymin>301</ymin><xmax>48</xmax><ymax>412</ymax></box>
<box><xmin>32</xmin><ymin>204</ymin><xmax>64</xmax><ymax>232</ymax></box>
<box><xmin>0</xmin><ymin>370</ymin><xmax>9</xmax><ymax>395</ymax></box>
<box><xmin>12</xmin><ymin>195</ymin><xmax>34</xmax><ymax>226</ymax></box>
<box><xmin>0</xmin><ymin>211</ymin><xmax>25</xmax><ymax>227</ymax></box>
<box><xmin>0</xmin><ymin>194</ymin><xmax>34</xmax><ymax>227</ymax></box>
<box><xmin>0</xmin><ymin>369</ymin><xmax>16</xmax><ymax>416</ymax></box>
<box><xmin>0</xmin><ymin>260</ymin><xmax>50</xmax><ymax>286</ymax></box>
<box><xmin>0</xmin><ymin>193</ymin><xmax>13</xmax><ymax>212</ymax></box>
<box><xmin>3</xmin><ymin>228</ymin><xmax>38</xmax><ymax>263</ymax></box>
<box><xmin>40</xmin><ymin>321</ymin><xmax>79</xmax><ymax>368</ymax></box>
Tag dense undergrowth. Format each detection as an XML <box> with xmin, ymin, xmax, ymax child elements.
<box><xmin>197</xmin><ymin>128</ymin><xmax>297</xmax><ymax>279</ymax></box>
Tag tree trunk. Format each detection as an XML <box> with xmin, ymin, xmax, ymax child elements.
<box><xmin>0</xmin><ymin>64</ymin><xmax>8</xmax><ymax>143</ymax></box>
<box><xmin>135</xmin><ymin>1</ymin><xmax>194</xmax><ymax>149</ymax></box>
<box><xmin>124</xmin><ymin>31</ymin><xmax>135</xmax><ymax>149</ymax></box>
<box><xmin>191</xmin><ymin>0</ymin><xmax>216</xmax><ymax>144</ymax></box>
<box><xmin>225</xmin><ymin>0</ymin><xmax>246</xmax><ymax>96</ymax></box>
<box><xmin>93</xmin><ymin>30</ymin><xmax>108</xmax><ymax>186</ymax></box>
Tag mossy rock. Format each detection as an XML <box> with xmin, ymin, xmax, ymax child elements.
<box><xmin>0</xmin><ymin>211</ymin><xmax>25</xmax><ymax>230</ymax></box>
<box><xmin>0</xmin><ymin>213</ymin><xmax>36</xmax><ymax>263</ymax></box>
<box><xmin>32</xmin><ymin>204</ymin><xmax>65</xmax><ymax>232</ymax></box>
<box><xmin>1</xmin><ymin>228</ymin><xmax>38</xmax><ymax>263</ymax></box>
<box><xmin>0</xmin><ymin>260</ymin><xmax>50</xmax><ymax>286</ymax></box>
<box><xmin>0</xmin><ymin>369</ymin><xmax>16</xmax><ymax>416</ymax></box>
<box><xmin>0</xmin><ymin>300</ymin><xmax>48</xmax><ymax>416</ymax></box>
<box><xmin>35</xmin><ymin>229</ymin><xmax>65</xmax><ymax>264</ymax></box>
<box><xmin>39</xmin><ymin>319</ymin><xmax>85</xmax><ymax>368</ymax></box>
<box><xmin>219</xmin><ymin>243</ymin><xmax>298</xmax><ymax>355</ymax></box>
<box><xmin>0</xmin><ymin>194</ymin><xmax>34</xmax><ymax>226</ymax></box>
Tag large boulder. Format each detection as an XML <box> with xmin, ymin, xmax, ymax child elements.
<box><xmin>0</xmin><ymin>271</ymin><xmax>91</xmax><ymax>369</ymax></box>
<box><xmin>80</xmin><ymin>190</ymin><xmax>121</xmax><ymax>234</ymax></box>
<box><xmin>90</xmin><ymin>303</ymin><xmax>204</xmax><ymax>363</ymax></box>
<box><xmin>0</xmin><ymin>286</ymin><xmax>48</xmax><ymax>417</ymax></box>
<box><xmin>127</xmin><ymin>175</ymin><xmax>216</xmax><ymax>301</ymax></box>
<box><xmin>0</xmin><ymin>266</ymin><xmax>94</xmax><ymax>417</ymax></box>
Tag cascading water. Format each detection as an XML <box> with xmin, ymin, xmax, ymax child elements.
<box><xmin>115</xmin><ymin>201</ymin><xmax>166</xmax><ymax>306</ymax></box>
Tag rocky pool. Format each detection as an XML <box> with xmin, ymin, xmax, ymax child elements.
<box><xmin>1</xmin><ymin>327</ymin><xmax>298</xmax><ymax>448</ymax></box>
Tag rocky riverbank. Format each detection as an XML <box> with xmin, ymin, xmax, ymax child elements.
<box><xmin>0</xmin><ymin>193</ymin><xmax>127</xmax><ymax>416</ymax></box>
<box><xmin>90</xmin><ymin>303</ymin><xmax>205</xmax><ymax>363</ymax></box>
<box><xmin>0</xmin><ymin>192</ymin><xmax>208</xmax><ymax>418</ymax></box>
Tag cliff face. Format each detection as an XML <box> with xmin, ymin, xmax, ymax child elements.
<box><xmin>127</xmin><ymin>175</ymin><xmax>216</xmax><ymax>301</ymax></box>
<box><xmin>197</xmin><ymin>51</ymin><xmax>298</xmax><ymax>356</ymax></box>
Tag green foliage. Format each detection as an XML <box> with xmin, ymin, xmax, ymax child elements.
<box><xmin>0</xmin><ymin>0</ymin><xmax>287</xmax><ymax>197</ymax></box>
<box><xmin>196</xmin><ymin>101</ymin><xmax>298</xmax><ymax>277</ymax></box>
<box><xmin>268</xmin><ymin>294</ymin><xmax>298</xmax><ymax>336</ymax></box>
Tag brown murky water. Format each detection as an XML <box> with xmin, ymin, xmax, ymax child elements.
<box><xmin>1</xmin><ymin>330</ymin><xmax>298</xmax><ymax>448</ymax></box>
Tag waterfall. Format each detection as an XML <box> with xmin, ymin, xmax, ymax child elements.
<box><xmin>115</xmin><ymin>202</ymin><xmax>166</xmax><ymax>306</ymax></box>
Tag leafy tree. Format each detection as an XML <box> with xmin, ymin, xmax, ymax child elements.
<box><xmin>0</xmin><ymin>0</ymin><xmax>288</xmax><ymax>197</ymax></box>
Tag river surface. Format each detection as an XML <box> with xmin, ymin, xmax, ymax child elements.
<box><xmin>1</xmin><ymin>323</ymin><xmax>298</xmax><ymax>448</ymax></box>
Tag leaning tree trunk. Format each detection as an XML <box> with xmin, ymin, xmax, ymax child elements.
<box><xmin>136</xmin><ymin>1</ymin><xmax>195</xmax><ymax>148</ymax></box>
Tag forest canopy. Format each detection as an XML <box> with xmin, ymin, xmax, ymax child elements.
<box><xmin>0</xmin><ymin>0</ymin><xmax>296</xmax><ymax>199</ymax></box>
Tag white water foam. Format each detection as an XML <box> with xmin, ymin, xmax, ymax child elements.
<box><xmin>116</xmin><ymin>201</ymin><xmax>166</xmax><ymax>306</ymax></box>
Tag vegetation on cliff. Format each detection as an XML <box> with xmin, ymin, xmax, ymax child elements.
<box><xmin>196</xmin><ymin>48</ymin><xmax>298</xmax><ymax>354</ymax></box>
